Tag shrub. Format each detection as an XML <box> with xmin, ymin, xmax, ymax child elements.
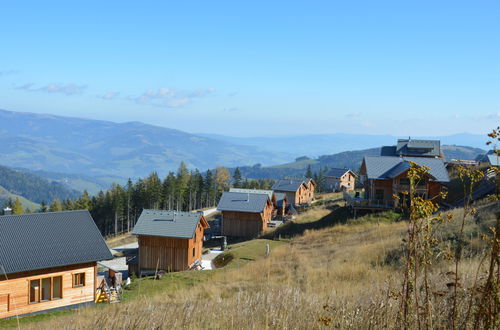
<box><xmin>213</xmin><ymin>252</ymin><xmax>234</xmax><ymax>268</ymax></box>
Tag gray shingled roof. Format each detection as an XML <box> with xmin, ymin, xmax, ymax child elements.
<box><xmin>229</xmin><ymin>188</ymin><xmax>274</xmax><ymax>199</ymax></box>
<box><xmin>272</xmin><ymin>179</ymin><xmax>306</xmax><ymax>192</ymax></box>
<box><xmin>0</xmin><ymin>210</ymin><xmax>112</xmax><ymax>275</ymax></box>
<box><xmin>217</xmin><ymin>192</ymin><xmax>270</xmax><ymax>213</ymax></box>
<box><xmin>363</xmin><ymin>156</ymin><xmax>449</xmax><ymax>182</ymax></box>
<box><xmin>132</xmin><ymin>210</ymin><xmax>205</xmax><ymax>239</ymax></box>
<box><xmin>396</xmin><ymin>139</ymin><xmax>441</xmax><ymax>157</ymax></box>
<box><xmin>325</xmin><ymin>168</ymin><xmax>353</xmax><ymax>178</ymax></box>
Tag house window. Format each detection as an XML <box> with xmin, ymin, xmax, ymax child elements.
<box><xmin>29</xmin><ymin>279</ymin><xmax>40</xmax><ymax>303</ymax></box>
<box><xmin>52</xmin><ymin>276</ymin><xmax>62</xmax><ymax>299</ymax></box>
<box><xmin>399</xmin><ymin>178</ymin><xmax>410</xmax><ymax>185</ymax></box>
<box><xmin>41</xmin><ymin>278</ymin><xmax>51</xmax><ymax>301</ymax></box>
<box><xmin>375</xmin><ymin>189</ymin><xmax>384</xmax><ymax>201</ymax></box>
<box><xmin>29</xmin><ymin>276</ymin><xmax>63</xmax><ymax>304</ymax></box>
<box><xmin>73</xmin><ymin>273</ymin><xmax>85</xmax><ymax>288</ymax></box>
<box><xmin>192</xmin><ymin>248</ymin><xmax>195</xmax><ymax>257</ymax></box>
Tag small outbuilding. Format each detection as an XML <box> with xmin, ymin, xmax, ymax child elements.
<box><xmin>0</xmin><ymin>210</ymin><xmax>112</xmax><ymax>320</ymax></box>
<box><xmin>131</xmin><ymin>210</ymin><xmax>209</xmax><ymax>274</ymax></box>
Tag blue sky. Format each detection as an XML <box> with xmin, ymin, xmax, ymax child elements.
<box><xmin>0</xmin><ymin>1</ymin><xmax>498</xmax><ymax>136</ymax></box>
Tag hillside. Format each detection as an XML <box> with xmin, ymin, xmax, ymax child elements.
<box><xmin>237</xmin><ymin>145</ymin><xmax>485</xmax><ymax>179</ymax></box>
<box><xmin>9</xmin><ymin>196</ymin><xmax>498</xmax><ymax>329</ymax></box>
<box><xmin>0</xmin><ymin>109</ymin><xmax>293</xmax><ymax>179</ymax></box>
<box><xmin>0</xmin><ymin>185</ymin><xmax>40</xmax><ymax>211</ymax></box>
<box><xmin>0</xmin><ymin>165</ymin><xmax>80</xmax><ymax>204</ymax></box>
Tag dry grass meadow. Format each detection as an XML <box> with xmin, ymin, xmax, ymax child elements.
<box><xmin>3</xmin><ymin>195</ymin><xmax>498</xmax><ymax>329</ymax></box>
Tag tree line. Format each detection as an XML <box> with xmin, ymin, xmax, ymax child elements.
<box><xmin>3</xmin><ymin>163</ymin><xmax>274</xmax><ymax>236</ymax></box>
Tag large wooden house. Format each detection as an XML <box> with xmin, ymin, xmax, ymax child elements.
<box><xmin>217</xmin><ymin>192</ymin><xmax>273</xmax><ymax>237</ymax></box>
<box><xmin>272</xmin><ymin>178</ymin><xmax>315</xmax><ymax>207</ymax></box>
<box><xmin>0</xmin><ymin>211</ymin><xmax>112</xmax><ymax>320</ymax></box>
<box><xmin>131</xmin><ymin>210</ymin><xmax>209</xmax><ymax>274</ymax></box>
<box><xmin>346</xmin><ymin>153</ymin><xmax>449</xmax><ymax>211</ymax></box>
<box><xmin>324</xmin><ymin>168</ymin><xmax>357</xmax><ymax>192</ymax></box>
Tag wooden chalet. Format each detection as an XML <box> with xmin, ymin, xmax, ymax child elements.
<box><xmin>130</xmin><ymin>210</ymin><xmax>209</xmax><ymax>275</ymax></box>
<box><xmin>217</xmin><ymin>192</ymin><xmax>273</xmax><ymax>237</ymax></box>
<box><xmin>0</xmin><ymin>211</ymin><xmax>112</xmax><ymax>320</ymax></box>
<box><xmin>229</xmin><ymin>188</ymin><xmax>277</xmax><ymax>216</ymax></box>
<box><xmin>324</xmin><ymin>168</ymin><xmax>357</xmax><ymax>192</ymax></box>
<box><xmin>345</xmin><ymin>155</ymin><xmax>449</xmax><ymax>211</ymax></box>
<box><xmin>271</xmin><ymin>178</ymin><xmax>315</xmax><ymax>207</ymax></box>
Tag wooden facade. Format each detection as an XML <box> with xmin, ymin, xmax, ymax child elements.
<box><xmin>0</xmin><ymin>262</ymin><xmax>96</xmax><ymax>319</ymax></box>
<box><xmin>353</xmin><ymin>167</ymin><xmax>445</xmax><ymax>210</ymax></box>
<box><xmin>136</xmin><ymin>218</ymin><xmax>208</xmax><ymax>272</ymax></box>
<box><xmin>221</xmin><ymin>199</ymin><xmax>273</xmax><ymax>237</ymax></box>
<box><xmin>325</xmin><ymin>171</ymin><xmax>356</xmax><ymax>192</ymax></box>
<box><xmin>278</xmin><ymin>181</ymin><xmax>315</xmax><ymax>206</ymax></box>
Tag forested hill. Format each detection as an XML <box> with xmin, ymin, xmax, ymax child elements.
<box><xmin>0</xmin><ymin>165</ymin><xmax>80</xmax><ymax>204</ymax></box>
<box><xmin>236</xmin><ymin>145</ymin><xmax>486</xmax><ymax>179</ymax></box>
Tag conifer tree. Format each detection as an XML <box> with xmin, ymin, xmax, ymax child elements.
<box><xmin>233</xmin><ymin>167</ymin><xmax>243</xmax><ymax>187</ymax></box>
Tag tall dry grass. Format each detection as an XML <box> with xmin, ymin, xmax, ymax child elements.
<box><xmin>20</xmin><ymin>201</ymin><xmax>498</xmax><ymax>329</ymax></box>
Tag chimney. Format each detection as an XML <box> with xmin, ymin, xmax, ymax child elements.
<box><xmin>3</xmin><ymin>207</ymin><xmax>12</xmax><ymax>215</ymax></box>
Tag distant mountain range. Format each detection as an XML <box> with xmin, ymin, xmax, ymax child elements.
<box><xmin>0</xmin><ymin>109</ymin><xmax>292</xmax><ymax>179</ymax></box>
<box><xmin>0</xmin><ymin>109</ymin><xmax>489</xmax><ymax>192</ymax></box>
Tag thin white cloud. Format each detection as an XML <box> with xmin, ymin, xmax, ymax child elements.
<box><xmin>132</xmin><ymin>87</ymin><xmax>215</xmax><ymax>108</ymax></box>
<box><xmin>16</xmin><ymin>83</ymin><xmax>86</xmax><ymax>95</ymax></box>
<box><xmin>98</xmin><ymin>92</ymin><xmax>120</xmax><ymax>100</ymax></box>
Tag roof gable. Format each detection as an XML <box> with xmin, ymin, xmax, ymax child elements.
<box><xmin>325</xmin><ymin>168</ymin><xmax>355</xmax><ymax>178</ymax></box>
<box><xmin>0</xmin><ymin>210</ymin><xmax>112</xmax><ymax>275</ymax></box>
<box><xmin>132</xmin><ymin>210</ymin><xmax>207</xmax><ymax>239</ymax></box>
<box><xmin>217</xmin><ymin>192</ymin><xmax>270</xmax><ymax>213</ymax></box>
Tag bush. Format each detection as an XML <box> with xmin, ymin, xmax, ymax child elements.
<box><xmin>213</xmin><ymin>252</ymin><xmax>234</xmax><ymax>268</ymax></box>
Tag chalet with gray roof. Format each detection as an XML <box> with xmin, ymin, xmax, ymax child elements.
<box><xmin>0</xmin><ymin>210</ymin><xmax>112</xmax><ymax>319</ymax></box>
<box><xmin>272</xmin><ymin>178</ymin><xmax>315</xmax><ymax>207</ymax></box>
<box><xmin>324</xmin><ymin>168</ymin><xmax>357</xmax><ymax>192</ymax></box>
<box><xmin>217</xmin><ymin>191</ymin><xmax>273</xmax><ymax>237</ymax></box>
<box><xmin>345</xmin><ymin>138</ymin><xmax>450</xmax><ymax>211</ymax></box>
<box><xmin>347</xmin><ymin>155</ymin><xmax>449</xmax><ymax>210</ymax></box>
<box><xmin>131</xmin><ymin>210</ymin><xmax>209</xmax><ymax>274</ymax></box>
